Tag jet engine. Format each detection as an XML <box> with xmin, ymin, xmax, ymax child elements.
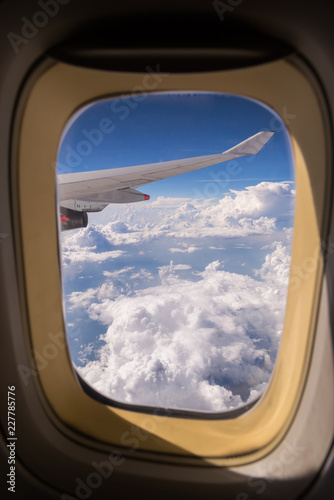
<box><xmin>60</xmin><ymin>207</ymin><xmax>88</xmax><ymax>231</ymax></box>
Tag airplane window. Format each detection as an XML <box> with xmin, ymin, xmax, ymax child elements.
<box><xmin>56</xmin><ymin>92</ymin><xmax>295</xmax><ymax>414</ymax></box>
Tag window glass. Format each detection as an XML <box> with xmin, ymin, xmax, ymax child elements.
<box><xmin>57</xmin><ymin>92</ymin><xmax>295</xmax><ymax>413</ymax></box>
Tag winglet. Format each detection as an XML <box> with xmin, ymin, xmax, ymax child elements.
<box><xmin>223</xmin><ymin>131</ymin><xmax>275</xmax><ymax>157</ymax></box>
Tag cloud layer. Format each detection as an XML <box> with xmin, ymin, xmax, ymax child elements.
<box><xmin>60</xmin><ymin>182</ymin><xmax>295</xmax><ymax>413</ymax></box>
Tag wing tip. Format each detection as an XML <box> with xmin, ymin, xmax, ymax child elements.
<box><xmin>223</xmin><ymin>130</ymin><xmax>276</xmax><ymax>156</ymax></box>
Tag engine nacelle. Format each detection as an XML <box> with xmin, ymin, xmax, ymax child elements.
<box><xmin>60</xmin><ymin>207</ymin><xmax>88</xmax><ymax>231</ymax></box>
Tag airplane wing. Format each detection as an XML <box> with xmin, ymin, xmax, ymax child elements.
<box><xmin>57</xmin><ymin>131</ymin><xmax>275</xmax><ymax>204</ymax></box>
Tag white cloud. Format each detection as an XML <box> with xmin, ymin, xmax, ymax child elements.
<box><xmin>61</xmin><ymin>226</ymin><xmax>126</xmax><ymax>267</ymax></box>
<box><xmin>62</xmin><ymin>182</ymin><xmax>295</xmax><ymax>255</ymax></box>
<box><xmin>170</xmin><ymin>246</ymin><xmax>202</xmax><ymax>253</ymax></box>
<box><xmin>150</xmin><ymin>196</ymin><xmax>193</xmax><ymax>207</ymax></box>
<box><xmin>68</xmin><ymin>288</ymin><xmax>97</xmax><ymax>310</ymax></box>
<box><xmin>78</xmin><ymin>244</ymin><xmax>289</xmax><ymax>412</ymax></box>
<box><xmin>130</xmin><ymin>269</ymin><xmax>154</xmax><ymax>281</ymax></box>
<box><xmin>254</xmin><ymin>241</ymin><xmax>291</xmax><ymax>290</ymax></box>
<box><xmin>62</xmin><ymin>249</ymin><xmax>125</xmax><ymax>265</ymax></box>
<box><xmin>158</xmin><ymin>261</ymin><xmax>193</xmax><ymax>285</ymax></box>
<box><xmin>103</xmin><ymin>267</ymin><xmax>134</xmax><ymax>278</ymax></box>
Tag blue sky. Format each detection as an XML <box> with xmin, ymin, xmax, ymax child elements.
<box><xmin>57</xmin><ymin>92</ymin><xmax>294</xmax><ymax>198</ymax></box>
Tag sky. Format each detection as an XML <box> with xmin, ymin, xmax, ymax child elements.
<box><xmin>57</xmin><ymin>92</ymin><xmax>293</xmax><ymax>196</ymax></box>
<box><xmin>57</xmin><ymin>92</ymin><xmax>295</xmax><ymax>413</ymax></box>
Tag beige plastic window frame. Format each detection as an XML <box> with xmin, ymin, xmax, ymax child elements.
<box><xmin>14</xmin><ymin>56</ymin><xmax>329</xmax><ymax>466</ymax></box>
